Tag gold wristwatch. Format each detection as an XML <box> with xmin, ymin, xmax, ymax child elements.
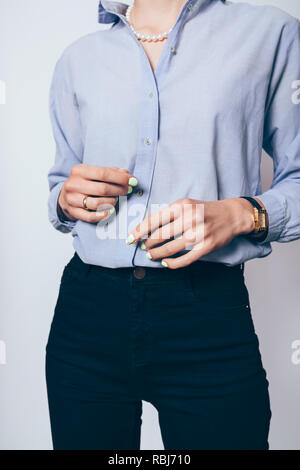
<box><xmin>240</xmin><ymin>196</ymin><xmax>269</xmax><ymax>241</ymax></box>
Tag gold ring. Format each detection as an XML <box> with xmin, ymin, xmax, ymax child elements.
<box><xmin>82</xmin><ymin>196</ymin><xmax>88</xmax><ymax>210</ymax></box>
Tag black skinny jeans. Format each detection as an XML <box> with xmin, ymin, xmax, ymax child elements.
<box><xmin>45</xmin><ymin>252</ymin><xmax>271</xmax><ymax>450</ymax></box>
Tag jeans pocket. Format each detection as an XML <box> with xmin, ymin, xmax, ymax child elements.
<box><xmin>60</xmin><ymin>256</ymin><xmax>86</xmax><ymax>286</ymax></box>
<box><xmin>187</xmin><ymin>267</ymin><xmax>251</xmax><ymax>311</ymax></box>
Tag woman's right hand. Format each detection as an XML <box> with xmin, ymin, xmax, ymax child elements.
<box><xmin>58</xmin><ymin>164</ymin><xmax>138</xmax><ymax>223</ymax></box>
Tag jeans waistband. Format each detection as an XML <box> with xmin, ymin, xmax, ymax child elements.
<box><xmin>66</xmin><ymin>252</ymin><xmax>245</xmax><ymax>283</ymax></box>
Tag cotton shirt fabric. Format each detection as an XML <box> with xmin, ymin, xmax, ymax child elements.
<box><xmin>48</xmin><ymin>0</ymin><xmax>300</xmax><ymax>268</ymax></box>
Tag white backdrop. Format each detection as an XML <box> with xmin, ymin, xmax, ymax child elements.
<box><xmin>0</xmin><ymin>0</ymin><xmax>299</xmax><ymax>450</ymax></box>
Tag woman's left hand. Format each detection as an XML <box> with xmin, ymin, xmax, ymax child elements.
<box><xmin>126</xmin><ymin>198</ymin><xmax>255</xmax><ymax>269</ymax></box>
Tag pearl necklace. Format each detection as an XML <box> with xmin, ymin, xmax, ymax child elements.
<box><xmin>125</xmin><ymin>4</ymin><xmax>173</xmax><ymax>42</ymax></box>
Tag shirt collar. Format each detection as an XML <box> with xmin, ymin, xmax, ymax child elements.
<box><xmin>98</xmin><ymin>1</ymin><xmax>128</xmax><ymax>24</ymax></box>
<box><xmin>98</xmin><ymin>0</ymin><xmax>221</xmax><ymax>25</ymax></box>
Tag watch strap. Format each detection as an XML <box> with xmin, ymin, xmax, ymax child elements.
<box><xmin>240</xmin><ymin>196</ymin><xmax>263</xmax><ymax>212</ymax></box>
<box><xmin>240</xmin><ymin>196</ymin><xmax>269</xmax><ymax>242</ymax></box>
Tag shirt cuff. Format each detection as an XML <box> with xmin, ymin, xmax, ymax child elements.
<box><xmin>254</xmin><ymin>189</ymin><xmax>288</xmax><ymax>244</ymax></box>
<box><xmin>48</xmin><ymin>181</ymin><xmax>76</xmax><ymax>233</ymax></box>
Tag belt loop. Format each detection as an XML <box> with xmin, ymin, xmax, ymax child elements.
<box><xmin>74</xmin><ymin>252</ymin><xmax>93</xmax><ymax>280</ymax></box>
<box><xmin>84</xmin><ymin>263</ymin><xmax>93</xmax><ymax>279</ymax></box>
<box><xmin>186</xmin><ymin>263</ymin><xmax>196</xmax><ymax>293</ymax></box>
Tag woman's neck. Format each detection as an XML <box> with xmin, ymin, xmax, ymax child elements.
<box><xmin>131</xmin><ymin>0</ymin><xmax>188</xmax><ymax>34</ymax></box>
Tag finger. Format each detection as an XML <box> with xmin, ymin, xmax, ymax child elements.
<box><xmin>66</xmin><ymin>193</ymin><xmax>118</xmax><ymax>211</ymax></box>
<box><xmin>72</xmin><ymin>164</ymin><xmax>138</xmax><ymax>187</ymax></box>
<box><xmin>143</xmin><ymin>218</ymin><xmax>186</xmax><ymax>250</ymax></box>
<box><xmin>69</xmin><ymin>207</ymin><xmax>114</xmax><ymax>224</ymax></box>
<box><xmin>111</xmin><ymin>167</ymin><xmax>129</xmax><ymax>173</ymax></box>
<box><xmin>145</xmin><ymin>237</ymin><xmax>187</xmax><ymax>261</ymax></box>
<box><xmin>161</xmin><ymin>240</ymin><xmax>210</xmax><ymax>270</ymax></box>
<box><xmin>127</xmin><ymin>202</ymin><xmax>182</xmax><ymax>244</ymax></box>
<box><xmin>68</xmin><ymin>179</ymin><xmax>130</xmax><ymax>197</ymax></box>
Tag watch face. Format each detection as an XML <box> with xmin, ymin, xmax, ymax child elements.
<box><xmin>253</xmin><ymin>207</ymin><xmax>259</xmax><ymax>232</ymax></box>
<box><xmin>258</xmin><ymin>212</ymin><xmax>267</xmax><ymax>230</ymax></box>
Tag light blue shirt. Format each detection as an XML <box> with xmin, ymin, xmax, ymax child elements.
<box><xmin>48</xmin><ymin>0</ymin><xmax>300</xmax><ymax>268</ymax></box>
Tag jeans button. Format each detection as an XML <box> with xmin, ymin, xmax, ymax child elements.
<box><xmin>133</xmin><ymin>267</ymin><xmax>146</xmax><ymax>279</ymax></box>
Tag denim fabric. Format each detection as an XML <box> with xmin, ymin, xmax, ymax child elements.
<box><xmin>45</xmin><ymin>253</ymin><xmax>271</xmax><ymax>450</ymax></box>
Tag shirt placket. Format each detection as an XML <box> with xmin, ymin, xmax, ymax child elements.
<box><xmin>104</xmin><ymin>2</ymin><xmax>196</xmax><ymax>266</ymax></box>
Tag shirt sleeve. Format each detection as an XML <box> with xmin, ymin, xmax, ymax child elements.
<box><xmin>255</xmin><ymin>18</ymin><xmax>300</xmax><ymax>244</ymax></box>
<box><xmin>47</xmin><ymin>53</ymin><xmax>83</xmax><ymax>233</ymax></box>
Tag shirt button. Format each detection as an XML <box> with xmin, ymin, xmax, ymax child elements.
<box><xmin>170</xmin><ymin>46</ymin><xmax>176</xmax><ymax>54</ymax></box>
<box><xmin>137</xmin><ymin>189</ymin><xmax>143</xmax><ymax>197</ymax></box>
<box><xmin>145</xmin><ymin>137</ymin><xmax>152</xmax><ymax>146</ymax></box>
<box><xmin>149</xmin><ymin>92</ymin><xmax>153</xmax><ymax>98</ymax></box>
<box><xmin>133</xmin><ymin>267</ymin><xmax>146</xmax><ymax>279</ymax></box>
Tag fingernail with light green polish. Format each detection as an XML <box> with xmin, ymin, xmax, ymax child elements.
<box><xmin>161</xmin><ymin>261</ymin><xmax>168</xmax><ymax>268</ymax></box>
<box><xmin>109</xmin><ymin>207</ymin><xmax>115</xmax><ymax>215</ymax></box>
<box><xmin>146</xmin><ymin>252</ymin><xmax>152</xmax><ymax>260</ymax></box>
<box><xmin>128</xmin><ymin>177</ymin><xmax>138</xmax><ymax>187</ymax></box>
<box><xmin>126</xmin><ymin>234</ymin><xmax>135</xmax><ymax>245</ymax></box>
<box><xmin>140</xmin><ymin>242</ymin><xmax>146</xmax><ymax>250</ymax></box>
<box><xmin>127</xmin><ymin>186</ymin><xmax>133</xmax><ymax>194</ymax></box>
